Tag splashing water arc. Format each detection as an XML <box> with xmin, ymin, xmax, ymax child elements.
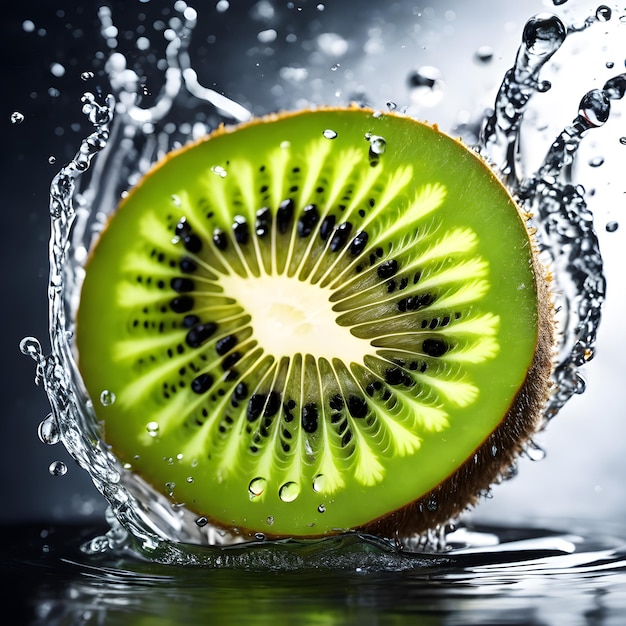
<box><xmin>19</xmin><ymin>3</ymin><xmax>625</xmax><ymax>553</ymax></box>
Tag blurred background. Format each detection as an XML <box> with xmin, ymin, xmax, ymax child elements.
<box><xmin>1</xmin><ymin>0</ymin><xmax>624</xmax><ymax>531</ymax></box>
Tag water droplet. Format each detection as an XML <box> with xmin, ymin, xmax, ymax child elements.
<box><xmin>367</xmin><ymin>134</ymin><xmax>387</xmax><ymax>155</ymax></box>
<box><xmin>254</xmin><ymin>532</ymin><xmax>266</xmax><ymax>541</ymax></box>
<box><xmin>266</xmin><ymin>515</ymin><xmax>274</xmax><ymax>526</ymax></box>
<box><xmin>146</xmin><ymin>421</ymin><xmax>160</xmax><ymax>437</ymax></box>
<box><xmin>605</xmin><ymin>221</ymin><xmax>619</xmax><ymax>232</ymax></box>
<box><xmin>385</xmin><ymin>101</ymin><xmax>397</xmax><ymax>111</ymax></box>
<box><xmin>525</xmin><ymin>440</ymin><xmax>546</xmax><ymax>462</ymax></box>
<box><xmin>10</xmin><ymin>111</ymin><xmax>25</xmax><ymax>124</ymax></box>
<box><xmin>330</xmin><ymin>63</ymin><xmax>340</xmax><ymax>72</ymax></box>
<box><xmin>552</xmin><ymin>0</ymin><xmax>568</xmax><ymax>5</ymax></box>
<box><xmin>475</xmin><ymin>45</ymin><xmax>494</xmax><ymax>63</ymax></box>
<box><xmin>99</xmin><ymin>389</ymin><xmax>116</xmax><ymax>406</ymax></box>
<box><xmin>19</xmin><ymin>336</ymin><xmax>42</xmax><ymax>360</ymax></box>
<box><xmin>48</xmin><ymin>156</ymin><xmax>57</xmax><ymax>165</ymax></box>
<box><xmin>578</xmin><ymin>89</ymin><xmax>610</xmax><ymax>128</ymax></box>
<box><xmin>606</xmin><ymin>61</ymin><xmax>615</xmax><ymax>69</ymax></box>
<box><xmin>216</xmin><ymin>0</ymin><xmax>229</xmax><ymax>13</ymax></box>
<box><xmin>407</xmin><ymin>66</ymin><xmax>444</xmax><ymax>107</ymax></box>
<box><xmin>588</xmin><ymin>156</ymin><xmax>605</xmax><ymax>167</ymax></box>
<box><xmin>323</xmin><ymin>129</ymin><xmax>337</xmax><ymax>139</ymax></box>
<box><xmin>603</xmin><ymin>75</ymin><xmax>626</xmax><ymax>101</ymax></box>
<box><xmin>195</xmin><ymin>516</ymin><xmax>208</xmax><ymax>527</ymax></box>
<box><xmin>312</xmin><ymin>474</ymin><xmax>327</xmax><ymax>493</ymax></box>
<box><xmin>48</xmin><ymin>461</ymin><xmax>67</xmax><ymax>477</ymax></box>
<box><xmin>279</xmin><ymin>481</ymin><xmax>300</xmax><ymax>502</ymax></box>
<box><xmin>317</xmin><ymin>504</ymin><xmax>326</xmax><ymax>513</ymax></box>
<box><xmin>595</xmin><ymin>5</ymin><xmax>612</xmax><ymax>22</ymax></box>
<box><xmin>50</xmin><ymin>62</ymin><xmax>66</xmax><ymax>78</ymax></box>
<box><xmin>38</xmin><ymin>413</ymin><xmax>60</xmax><ymax>445</ymax></box>
<box><xmin>210</xmin><ymin>165</ymin><xmax>227</xmax><ymax>177</ymax></box>
<box><xmin>248</xmin><ymin>476</ymin><xmax>267</xmax><ymax>498</ymax></box>
<box><xmin>186</xmin><ymin>476</ymin><xmax>194</xmax><ymax>483</ymax></box>
<box><xmin>426</xmin><ymin>497</ymin><xmax>438</xmax><ymax>512</ymax></box>
<box><xmin>81</xmin><ymin>71</ymin><xmax>95</xmax><ymax>81</ymax></box>
<box><xmin>521</xmin><ymin>13</ymin><xmax>566</xmax><ymax>65</ymax></box>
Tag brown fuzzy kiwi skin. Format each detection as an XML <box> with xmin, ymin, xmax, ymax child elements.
<box><xmin>358</xmin><ymin>235</ymin><xmax>555</xmax><ymax>540</ymax></box>
<box><xmin>81</xmin><ymin>106</ymin><xmax>556</xmax><ymax>541</ymax></box>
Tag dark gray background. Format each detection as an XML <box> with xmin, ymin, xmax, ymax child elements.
<box><xmin>2</xmin><ymin>0</ymin><xmax>624</xmax><ymax>528</ymax></box>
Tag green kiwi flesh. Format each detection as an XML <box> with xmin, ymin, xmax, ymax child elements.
<box><xmin>75</xmin><ymin>107</ymin><xmax>553</xmax><ymax>539</ymax></box>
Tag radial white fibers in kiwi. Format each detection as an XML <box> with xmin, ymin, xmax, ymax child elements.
<box><xmin>76</xmin><ymin>107</ymin><xmax>553</xmax><ymax>539</ymax></box>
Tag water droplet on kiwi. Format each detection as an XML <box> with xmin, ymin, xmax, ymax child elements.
<box><xmin>254</xmin><ymin>532</ymin><xmax>266</xmax><ymax>541</ymax></box>
<box><xmin>210</xmin><ymin>165</ymin><xmax>228</xmax><ymax>178</ymax></box>
<box><xmin>367</xmin><ymin>134</ymin><xmax>387</xmax><ymax>155</ymax></box>
<box><xmin>248</xmin><ymin>476</ymin><xmax>267</xmax><ymax>498</ymax></box>
<box><xmin>323</xmin><ymin>129</ymin><xmax>338</xmax><ymax>139</ymax></box>
<box><xmin>99</xmin><ymin>389</ymin><xmax>116</xmax><ymax>406</ymax></box>
<box><xmin>312</xmin><ymin>473</ymin><xmax>327</xmax><ymax>493</ymax></box>
<box><xmin>317</xmin><ymin>504</ymin><xmax>326</xmax><ymax>513</ymax></box>
<box><xmin>266</xmin><ymin>515</ymin><xmax>274</xmax><ymax>526</ymax></box>
<box><xmin>524</xmin><ymin>440</ymin><xmax>546</xmax><ymax>462</ymax></box>
<box><xmin>10</xmin><ymin>111</ymin><xmax>25</xmax><ymax>124</ymax></box>
<box><xmin>186</xmin><ymin>476</ymin><xmax>194</xmax><ymax>483</ymax></box>
<box><xmin>146</xmin><ymin>421</ymin><xmax>160</xmax><ymax>437</ymax></box>
<box><xmin>426</xmin><ymin>497</ymin><xmax>438</xmax><ymax>512</ymax></box>
<box><xmin>38</xmin><ymin>413</ymin><xmax>60</xmax><ymax>445</ymax></box>
<box><xmin>606</xmin><ymin>221</ymin><xmax>619</xmax><ymax>232</ymax></box>
<box><xmin>48</xmin><ymin>460</ymin><xmax>67</xmax><ymax>476</ymax></box>
<box><xmin>386</xmin><ymin>101</ymin><xmax>397</xmax><ymax>111</ymax></box>
<box><xmin>279</xmin><ymin>481</ymin><xmax>300</xmax><ymax>502</ymax></box>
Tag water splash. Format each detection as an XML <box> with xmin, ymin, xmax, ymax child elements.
<box><xmin>20</xmin><ymin>4</ymin><xmax>625</xmax><ymax>557</ymax></box>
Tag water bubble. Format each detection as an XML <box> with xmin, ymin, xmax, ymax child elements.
<box><xmin>99</xmin><ymin>389</ymin><xmax>116</xmax><ymax>406</ymax></box>
<box><xmin>312</xmin><ymin>474</ymin><xmax>326</xmax><ymax>493</ymax></box>
<box><xmin>146</xmin><ymin>421</ymin><xmax>160</xmax><ymax>437</ymax></box>
<box><xmin>522</xmin><ymin>14</ymin><xmax>567</xmax><ymax>58</ymax></box>
<box><xmin>210</xmin><ymin>165</ymin><xmax>227</xmax><ymax>177</ymax></box>
<box><xmin>606</xmin><ymin>221</ymin><xmax>619</xmax><ymax>233</ymax></box>
<box><xmin>279</xmin><ymin>481</ymin><xmax>300</xmax><ymax>502</ymax></box>
<box><xmin>10</xmin><ymin>111</ymin><xmax>25</xmax><ymax>124</ymax></box>
<box><xmin>595</xmin><ymin>5</ymin><xmax>612</xmax><ymax>22</ymax></box>
<box><xmin>323</xmin><ymin>129</ymin><xmax>338</xmax><ymax>139</ymax></box>
<box><xmin>195</xmin><ymin>516</ymin><xmax>208</xmax><ymax>527</ymax></box>
<box><xmin>578</xmin><ymin>89</ymin><xmax>610</xmax><ymax>128</ymax></box>
<box><xmin>19</xmin><ymin>336</ymin><xmax>43</xmax><ymax>360</ymax></box>
<box><xmin>50</xmin><ymin>62</ymin><xmax>66</xmax><ymax>78</ymax></box>
<box><xmin>248</xmin><ymin>477</ymin><xmax>267</xmax><ymax>499</ymax></box>
<box><xmin>38</xmin><ymin>413</ymin><xmax>60</xmax><ymax>445</ymax></box>
<box><xmin>48</xmin><ymin>461</ymin><xmax>67</xmax><ymax>477</ymax></box>
<box><xmin>22</xmin><ymin>19</ymin><xmax>36</xmax><ymax>33</ymax></box>
<box><xmin>367</xmin><ymin>134</ymin><xmax>387</xmax><ymax>155</ymax></box>
<box><xmin>603</xmin><ymin>74</ymin><xmax>626</xmax><ymax>100</ymax></box>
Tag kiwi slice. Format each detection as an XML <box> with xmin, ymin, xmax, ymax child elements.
<box><xmin>75</xmin><ymin>107</ymin><xmax>553</xmax><ymax>539</ymax></box>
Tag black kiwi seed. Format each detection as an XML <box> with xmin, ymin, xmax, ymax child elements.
<box><xmin>422</xmin><ymin>338</ymin><xmax>448</xmax><ymax>357</ymax></box>
<box><xmin>349</xmin><ymin>230</ymin><xmax>369</xmax><ymax>255</ymax></box>
<box><xmin>170</xmin><ymin>295</ymin><xmax>194</xmax><ymax>313</ymax></box>
<box><xmin>233</xmin><ymin>216</ymin><xmax>249</xmax><ymax>244</ymax></box>
<box><xmin>180</xmin><ymin>257</ymin><xmax>198</xmax><ymax>273</ymax></box>
<box><xmin>329</xmin><ymin>394</ymin><xmax>344</xmax><ymax>411</ymax></box>
<box><xmin>330</xmin><ymin>222</ymin><xmax>353</xmax><ymax>252</ymax></box>
<box><xmin>175</xmin><ymin>217</ymin><xmax>191</xmax><ymax>237</ymax></box>
<box><xmin>347</xmin><ymin>395</ymin><xmax>368</xmax><ymax>419</ymax></box>
<box><xmin>302</xmin><ymin>403</ymin><xmax>319</xmax><ymax>433</ymax></box>
<box><xmin>319</xmin><ymin>215</ymin><xmax>336</xmax><ymax>240</ymax></box>
<box><xmin>263</xmin><ymin>391</ymin><xmax>282</xmax><ymax>418</ymax></box>
<box><xmin>183</xmin><ymin>234</ymin><xmax>202</xmax><ymax>254</ymax></box>
<box><xmin>297</xmin><ymin>204</ymin><xmax>319</xmax><ymax>237</ymax></box>
<box><xmin>377</xmin><ymin>259</ymin><xmax>398</xmax><ymax>279</ymax></box>
<box><xmin>221</xmin><ymin>351</ymin><xmax>242</xmax><ymax>370</ymax></box>
<box><xmin>234</xmin><ymin>381</ymin><xmax>248</xmax><ymax>400</ymax></box>
<box><xmin>182</xmin><ymin>314</ymin><xmax>200</xmax><ymax>328</ymax></box>
<box><xmin>255</xmin><ymin>207</ymin><xmax>271</xmax><ymax>237</ymax></box>
<box><xmin>186</xmin><ymin>322</ymin><xmax>217</xmax><ymax>348</ymax></box>
<box><xmin>246</xmin><ymin>394</ymin><xmax>266</xmax><ymax>422</ymax></box>
<box><xmin>191</xmin><ymin>373</ymin><xmax>213</xmax><ymax>394</ymax></box>
<box><xmin>170</xmin><ymin>277</ymin><xmax>195</xmax><ymax>293</ymax></box>
<box><xmin>215</xmin><ymin>334</ymin><xmax>238</xmax><ymax>355</ymax></box>
<box><xmin>277</xmin><ymin>198</ymin><xmax>295</xmax><ymax>233</ymax></box>
<box><xmin>212</xmin><ymin>228</ymin><xmax>228</xmax><ymax>250</ymax></box>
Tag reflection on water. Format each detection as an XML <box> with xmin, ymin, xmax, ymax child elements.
<box><xmin>4</xmin><ymin>521</ymin><xmax>626</xmax><ymax>625</ymax></box>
